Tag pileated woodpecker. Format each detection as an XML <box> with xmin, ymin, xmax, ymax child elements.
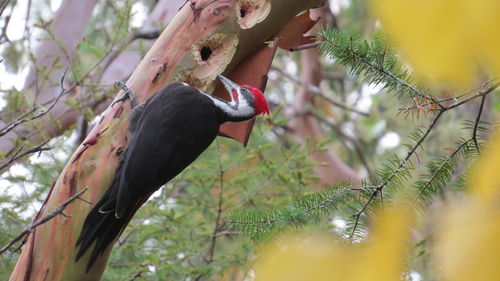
<box><xmin>76</xmin><ymin>75</ymin><xmax>269</xmax><ymax>270</ymax></box>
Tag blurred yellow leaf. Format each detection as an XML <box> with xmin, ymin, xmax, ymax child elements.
<box><xmin>470</xmin><ymin>129</ymin><xmax>500</xmax><ymax>200</ymax></box>
<box><xmin>371</xmin><ymin>0</ymin><xmax>500</xmax><ymax>88</ymax></box>
<box><xmin>434</xmin><ymin>129</ymin><xmax>500</xmax><ymax>281</ymax></box>
<box><xmin>435</xmin><ymin>199</ymin><xmax>500</xmax><ymax>281</ymax></box>
<box><xmin>254</xmin><ymin>206</ymin><xmax>410</xmax><ymax>281</ymax></box>
<box><xmin>252</xmin><ymin>130</ymin><xmax>500</xmax><ymax>281</ymax></box>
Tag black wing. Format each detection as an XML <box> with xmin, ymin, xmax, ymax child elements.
<box><xmin>115</xmin><ymin>84</ymin><xmax>221</xmax><ymax>217</ymax></box>
<box><xmin>76</xmin><ymin>83</ymin><xmax>221</xmax><ymax>270</ymax></box>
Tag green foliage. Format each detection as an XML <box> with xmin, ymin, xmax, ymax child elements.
<box><xmin>228</xmin><ymin>183</ymin><xmax>362</xmax><ymax>242</ymax></box>
<box><xmin>319</xmin><ymin>28</ymin><xmax>429</xmax><ymax>104</ymax></box>
<box><xmin>100</xmin><ymin>122</ymin><xmax>321</xmax><ymax>280</ymax></box>
<box><xmin>2</xmin><ymin>41</ymin><xmax>25</xmax><ymax>73</ymax></box>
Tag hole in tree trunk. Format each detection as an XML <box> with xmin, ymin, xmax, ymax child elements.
<box><xmin>200</xmin><ymin>46</ymin><xmax>212</xmax><ymax>61</ymax></box>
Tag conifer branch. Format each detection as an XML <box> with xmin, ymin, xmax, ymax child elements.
<box><xmin>349</xmin><ymin>82</ymin><xmax>498</xmax><ymax>238</ymax></box>
<box><xmin>229</xmin><ymin>184</ymin><xmax>362</xmax><ymax>241</ymax></box>
<box><xmin>413</xmin><ymin>139</ymin><xmax>473</xmax><ymax>204</ymax></box>
<box><xmin>319</xmin><ymin>29</ymin><xmax>438</xmax><ymax>106</ymax></box>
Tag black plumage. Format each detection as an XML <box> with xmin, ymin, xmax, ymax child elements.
<box><xmin>75</xmin><ymin>82</ymin><xmax>237</xmax><ymax>271</ymax></box>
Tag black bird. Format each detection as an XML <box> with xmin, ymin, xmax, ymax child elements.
<box><xmin>76</xmin><ymin>75</ymin><xmax>269</xmax><ymax>270</ymax></box>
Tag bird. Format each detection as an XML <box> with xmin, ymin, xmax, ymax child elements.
<box><xmin>75</xmin><ymin>75</ymin><xmax>269</xmax><ymax>271</ymax></box>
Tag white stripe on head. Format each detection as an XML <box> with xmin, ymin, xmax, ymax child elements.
<box><xmin>198</xmin><ymin>89</ymin><xmax>256</xmax><ymax>119</ymax></box>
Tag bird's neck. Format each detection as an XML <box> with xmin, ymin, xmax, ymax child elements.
<box><xmin>200</xmin><ymin>92</ymin><xmax>255</xmax><ymax>122</ymax></box>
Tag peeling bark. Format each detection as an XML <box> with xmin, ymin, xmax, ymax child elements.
<box><xmin>9</xmin><ymin>0</ymin><xmax>325</xmax><ymax>280</ymax></box>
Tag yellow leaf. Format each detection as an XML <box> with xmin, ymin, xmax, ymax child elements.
<box><xmin>254</xmin><ymin>206</ymin><xmax>411</xmax><ymax>281</ymax></box>
<box><xmin>434</xmin><ymin>129</ymin><xmax>500</xmax><ymax>281</ymax></box>
<box><xmin>435</xmin><ymin>199</ymin><xmax>500</xmax><ymax>281</ymax></box>
<box><xmin>371</xmin><ymin>0</ymin><xmax>500</xmax><ymax>88</ymax></box>
<box><xmin>469</xmin><ymin>129</ymin><xmax>500</xmax><ymax>200</ymax></box>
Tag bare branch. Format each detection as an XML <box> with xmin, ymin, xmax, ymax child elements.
<box><xmin>311</xmin><ymin>111</ymin><xmax>373</xmax><ymax>177</ymax></box>
<box><xmin>398</xmin><ymin>80</ymin><xmax>498</xmax><ymax>112</ymax></box>
<box><xmin>271</xmin><ymin>66</ymin><xmax>370</xmax><ymax>116</ymax></box>
<box><xmin>0</xmin><ymin>0</ymin><xmax>9</xmax><ymax>17</ymax></box>
<box><xmin>0</xmin><ymin>140</ymin><xmax>52</xmax><ymax>172</ymax></box>
<box><xmin>444</xmin><ymin>82</ymin><xmax>498</xmax><ymax>110</ymax></box>
<box><xmin>472</xmin><ymin>95</ymin><xmax>487</xmax><ymax>154</ymax></box>
<box><xmin>289</xmin><ymin>41</ymin><xmax>322</xmax><ymax>52</ymax></box>
<box><xmin>0</xmin><ymin>68</ymin><xmax>68</xmax><ymax>137</ymax></box>
<box><xmin>208</xmin><ymin>145</ymin><xmax>225</xmax><ymax>263</ymax></box>
<box><xmin>0</xmin><ymin>187</ymin><xmax>88</xmax><ymax>255</ymax></box>
<box><xmin>128</xmin><ymin>271</ymin><xmax>146</xmax><ymax>281</ymax></box>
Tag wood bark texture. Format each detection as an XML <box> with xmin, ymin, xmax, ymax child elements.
<box><xmin>9</xmin><ymin>0</ymin><xmax>324</xmax><ymax>280</ymax></box>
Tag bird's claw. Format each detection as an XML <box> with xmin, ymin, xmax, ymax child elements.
<box><xmin>113</xmin><ymin>81</ymin><xmax>138</xmax><ymax>108</ymax></box>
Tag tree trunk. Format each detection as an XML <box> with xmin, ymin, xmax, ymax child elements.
<box><xmin>9</xmin><ymin>0</ymin><xmax>324</xmax><ymax>280</ymax></box>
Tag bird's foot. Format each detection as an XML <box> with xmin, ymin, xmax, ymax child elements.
<box><xmin>113</xmin><ymin>81</ymin><xmax>139</xmax><ymax>108</ymax></box>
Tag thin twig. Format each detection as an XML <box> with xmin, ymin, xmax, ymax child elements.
<box><xmin>271</xmin><ymin>66</ymin><xmax>370</xmax><ymax>116</ymax></box>
<box><xmin>0</xmin><ymin>0</ymin><xmax>9</xmax><ymax>17</ymax></box>
<box><xmin>289</xmin><ymin>41</ymin><xmax>322</xmax><ymax>52</ymax></box>
<box><xmin>212</xmin><ymin>230</ymin><xmax>238</xmax><ymax>238</ymax></box>
<box><xmin>0</xmin><ymin>68</ymin><xmax>68</xmax><ymax>137</ymax></box>
<box><xmin>349</xmin><ymin>190</ymin><xmax>378</xmax><ymax>240</ymax></box>
<box><xmin>349</xmin><ymin>111</ymin><xmax>444</xmax><ymax>239</ymax></box>
<box><xmin>208</xmin><ymin>150</ymin><xmax>224</xmax><ymax>262</ymax></box>
<box><xmin>398</xmin><ymin>80</ymin><xmax>498</xmax><ymax>112</ymax></box>
<box><xmin>128</xmin><ymin>271</ymin><xmax>146</xmax><ymax>281</ymax></box>
<box><xmin>0</xmin><ymin>187</ymin><xmax>88</xmax><ymax>255</ymax></box>
<box><xmin>472</xmin><ymin>95</ymin><xmax>487</xmax><ymax>154</ymax></box>
<box><xmin>444</xmin><ymin>82</ymin><xmax>498</xmax><ymax>110</ymax></box>
<box><xmin>311</xmin><ymin>112</ymin><xmax>373</xmax><ymax>177</ymax></box>
<box><xmin>0</xmin><ymin>140</ymin><xmax>52</xmax><ymax>172</ymax></box>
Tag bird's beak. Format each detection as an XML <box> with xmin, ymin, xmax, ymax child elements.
<box><xmin>217</xmin><ymin>75</ymin><xmax>239</xmax><ymax>101</ymax></box>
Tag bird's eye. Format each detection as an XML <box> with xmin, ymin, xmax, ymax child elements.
<box><xmin>241</xmin><ymin>86</ymin><xmax>248</xmax><ymax>92</ymax></box>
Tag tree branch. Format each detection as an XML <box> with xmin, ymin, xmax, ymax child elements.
<box><xmin>472</xmin><ymin>95</ymin><xmax>487</xmax><ymax>154</ymax></box>
<box><xmin>0</xmin><ymin>187</ymin><xmax>89</xmax><ymax>255</ymax></box>
<box><xmin>0</xmin><ymin>67</ymin><xmax>68</xmax><ymax>138</ymax></box>
<box><xmin>348</xmin><ymin>81</ymin><xmax>499</xmax><ymax>238</ymax></box>
<box><xmin>0</xmin><ymin>140</ymin><xmax>52</xmax><ymax>172</ymax></box>
<box><xmin>289</xmin><ymin>41</ymin><xmax>321</xmax><ymax>52</ymax></box>
<box><xmin>271</xmin><ymin>66</ymin><xmax>370</xmax><ymax>116</ymax></box>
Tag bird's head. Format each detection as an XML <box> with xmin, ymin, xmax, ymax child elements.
<box><xmin>217</xmin><ymin>75</ymin><xmax>270</xmax><ymax>118</ymax></box>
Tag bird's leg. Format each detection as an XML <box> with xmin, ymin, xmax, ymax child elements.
<box><xmin>113</xmin><ymin>81</ymin><xmax>139</xmax><ymax>108</ymax></box>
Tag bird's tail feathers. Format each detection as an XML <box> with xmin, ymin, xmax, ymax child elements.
<box><xmin>98</xmin><ymin>197</ymin><xmax>116</xmax><ymax>214</ymax></box>
<box><xmin>75</xmin><ymin>185</ymin><xmax>136</xmax><ymax>272</ymax></box>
